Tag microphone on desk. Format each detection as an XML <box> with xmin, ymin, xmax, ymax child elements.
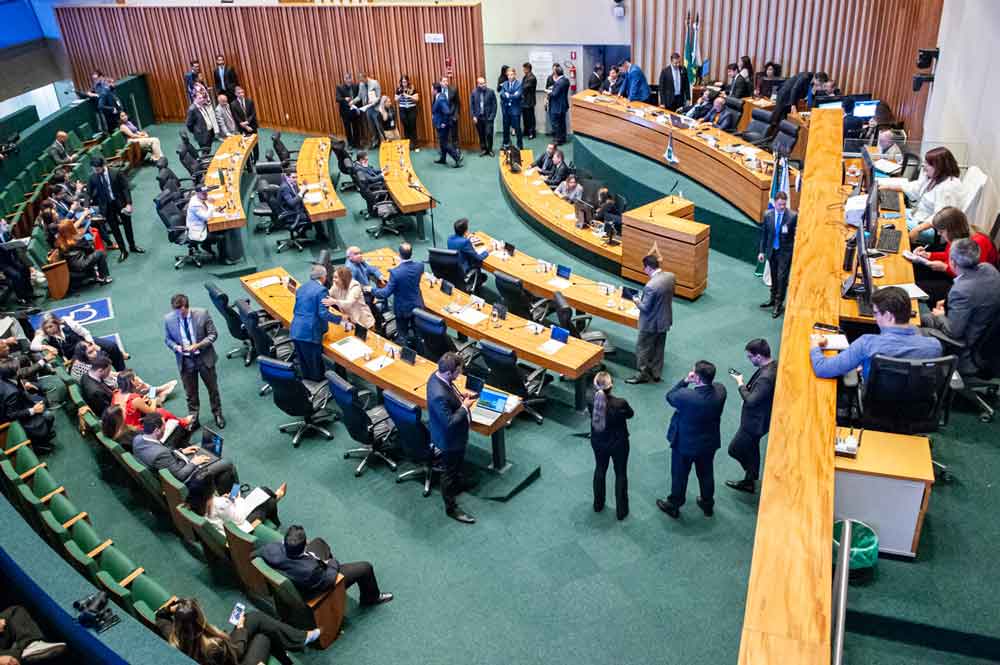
<box><xmin>266</xmin><ymin>293</ymin><xmax>295</xmax><ymax>299</ymax></box>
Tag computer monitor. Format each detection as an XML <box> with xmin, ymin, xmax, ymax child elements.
<box><xmin>201</xmin><ymin>427</ymin><xmax>224</xmax><ymax>457</ymax></box>
<box><xmin>574</xmin><ymin>200</ymin><xmax>593</xmax><ymax>228</ymax></box>
<box><xmin>841</xmin><ymin>224</ymin><xmax>874</xmax><ymax>305</ymax></box>
<box><xmin>817</xmin><ymin>100</ymin><xmax>843</xmax><ymax>110</ymax></box>
<box><xmin>852</xmin><ymin>100</ymin><xmax>879</xmax><ymax>118</ymax></box>
<box><xmin>865</xmin><ymin>181</ymin><xmax>880</xmax><ymax>236</ymax></box>
<box><xmin>465</xmin><ymin>374</ymin><xmax>485</xmax><ymax>394</ymax></box>
<box><xmin>860</xmin><ymin>146</ymin><xmax>876</xmax><ymax>193</ymax></box>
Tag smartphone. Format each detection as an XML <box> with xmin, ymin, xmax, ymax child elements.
<box><xmin>728</xmin><ymin>368</ymin><xmax>740</xmax><ymax>376</ymax></box>
<box><xmin>813</xmin><ymin>322</ymin><xmax>841</xmax><ymax>333</ymax></box>
<box><xmin>228</xmin><ymin>602</ymin><xmax>246</xmax><ymax>626</ymax></box>
<box><xmin>147</xmin><ymin>385</ymin><xmax>158</xmax><ymax>401</ymax></box>
<box><xmin>228</xmin><ymin>483</ymin><xmax>240</xmax><ymax>501</ymax></box>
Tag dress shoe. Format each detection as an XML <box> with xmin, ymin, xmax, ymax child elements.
<box><xmin>617</xmin><ymin>510</ymin><xmax>629</xmax><ymax>521</ymax></box>
<box><xmin>725</xmin><ymin>479</ymin><xmax>756</xmax><ymax>494</ymax></box>
<box><xmin>434</xmin><ymin>159</ymin><xmax>447</xmax><ymax>165</ymax></box>
<box><xmin>363</xmin><ymin>592</ymin><xmax>394</xmax><ymax>606</ymax></box>
<box><xmin>656</xmin><ymin>499</ymin><xmax>679</xmax><ymax>518</ymax></box>
<box><xmin>772</xmin><ymin>305</ymin><xmax>784</xmax><ymax>319</ymax></box>
<box><xmin>453</xmin><ymin>157</ymin><xmax>464</xmax><ymax>168</ymax></box>
<box><xmin>214</xmin><ymin>413</ymin><xmax>226</xmax><ymax>429</ymax></box>
<box><xmin>131</xmin><ymin>246</ymin><xmax>146</xmax><ymax>254</ymax></box>
<box><xmin>446</xmin><ymin>508</ymin><xmax>476</xmax><ymax>524</ymax></box>
<box><xmin>594</xmin><ymin>503</ymin><xmax>604</xmax><ymax>513</ymax></box>
<box><xmin>117</xmin><ymin>251</ymin><xmax>128</xmax><ymax>263</ymax></box>
<box><xmin>759</xmin><ymin>300</ymin><xmax>774</xmax><ymax>308</ymax></box>
<box><xmin>21</xmin><ymin>640</ymin><xmax>68</xmax><ymax>662</ymax></box>
<box><xmin>696</xmin><ymin>497</ymin><xmax>714</xmax><ymax>517</ymax></box>
<box><xmin>625</xmin><ymin>374</ymin><xmax>650</xmax><ymax>385</ymax></box>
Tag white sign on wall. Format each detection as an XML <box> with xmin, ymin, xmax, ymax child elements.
<box><xmin>425</xmin><ymin>33</ymin><xmax>445</xmax><ymax>44</ymax></box>
<box><xmin>529</xmin><ymin>51</ymin><xmax>554</xmax><ymax>77</ymax></box>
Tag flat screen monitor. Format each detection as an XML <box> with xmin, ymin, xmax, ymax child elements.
<box><xmin>860</xmin><ymin>146</ymin><xmax>876</xmax><ymax>193</ymax></box>
<box><xmin>853</xmin><ymin>100</ymin><xmax>879</xmax><ymax>118</ymax></box>
<box><xmin>818</xmin><ymin>100</ymin><xmax>843</xmax><ymax>110</ymax></box>
<box><xmin>865</xmin><ymin>181</ymin><xmax>880</xmax><ymax>235</ymax></box>
<box><xmin>574</xmin><ymin>200</ymin><xmax>593</xmax><ymax>227</ymax></box>
<box><xmin>465</xmin><ymin>374</ymin><xmax>485</xmax><ymax>394</ymax></box>
<box><xmin>842</xmin><ymin>224</ymin><xmax>874</xmax><ymax>304</ymax></box>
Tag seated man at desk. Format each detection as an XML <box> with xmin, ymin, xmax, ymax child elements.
<box><xmin>354</xmin><ymin>150</ymin><xmax>387</xmax><ymax>189</ymax></box>
<box><xmin>544</xmin><ymin>150</ymin><xmax>570</xmax><ymax>188</ymax></box>
<box><xmin>810</xmin><ymin>286</ymin><xmax>942</xmax><ymax>380</ymax></box>
<box><xmin>594</xmin><ymin>187</ymin><xmax>622</xmax><ymax>229</ymax></box>
<box><xmin>531</xmin><ymin>143</ymin><xmax>557</xmax><ymax>175</ymax></box>
<box><xmin>133</xmin><ymin>412</ymin><xmax>236</xmax><ymax>489</ymax></box>
<box><xmin>682</xmin><ymin>89</ymin><xmax>715</xmax><ymax>120</ymax></box>
<box><xmin>600</xmin><ymin>66</ymin><xmax>623</xmax><ymax>95</ymax></box>
<box><xmin>447</xmin><ymin>218</ymin><xmax>488</xmax><ymax>284</ymax></box>
<box><xmin>555</xmin><ymin>173</ymin><xmax>584</xmax><ymax>203</ymax></box>
<box><xmin>185</xmin><ymin>185</ymin><xmax>226</xmax><ymax>257</ymax></box>
<box><xmin>876</xmin><ymin>129</ymin><xmax>903</xmax><ymax>163</ymax></box>
<box><xmin>279</xmin><ymin>171</ymin><xmax>327</xmax><ymax>242</ymax></box>
<box><xmin>701</xmin><ymin>96</ymin><xmax>737</xmax><ymax>132</ymax></box>
<box><xmin>921</xmin><ymin>238</ymin><xmax>1000</xmax><ymax>373</ymax></box>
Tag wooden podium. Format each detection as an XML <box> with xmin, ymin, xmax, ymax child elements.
<box><xmin>621</xmin><ymin>196</ymin><xmax>709</xmax><ymax>299</ymax></box>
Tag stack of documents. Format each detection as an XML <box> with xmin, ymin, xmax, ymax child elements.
<box><xmin>538</xmin><ymin>339</ymin><xmax>566</xmax><ymax>355</ymax></box>
<box><xmin>330</xmin><ymin>336</ymin><xmax>371</xmax><ymax>361</ymax></box>
<box><xmin>251</xmin><ymin>276</ymin><xmax>282</xmax><ymax>289</ymax></box>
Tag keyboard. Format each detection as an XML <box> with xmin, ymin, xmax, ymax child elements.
<box><xmin>874</xmin><ymin>228</ymin><xmax>902</xmax><ymax>253</ymax></box>
<box><xmin>878</xmin><ymin>189</ymin><xmax>901</xmax><ymax>212</ymax></box>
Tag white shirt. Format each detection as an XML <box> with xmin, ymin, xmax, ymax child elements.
<box><xmin>30</xmin><ymin>317</ymin><xmax>94</xmax><ymax>352</ymax></box>
<box><xmin>672</xmin><ymin>66</ymin><xmax>682</xmax><ymax>94</ymax></box>
<box><xmin>185</xmin><ymin>195</ymin><xmax>213</xmax><ymax>241</ymax></box>
<box><xmin>899</xmin><ymin>174</ymin><xmax>964</xmax><ymax>228</ymax></box>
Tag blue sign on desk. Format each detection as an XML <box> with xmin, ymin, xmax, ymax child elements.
<box><xmin>29</xmin><ymin>298</ymin><xmax>115</xmax><ymax>330</ymax></box>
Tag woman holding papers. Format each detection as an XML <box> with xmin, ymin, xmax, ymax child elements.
<box><xmin>909</xmin><ymin>207</ymin><xmax>998</xmax><ymax>304</ymax></box>
<box><xmin>187</xmin><ymin>478</ymin><xmax>286</xmax><ymax>534</ymax></box>
<box><xmin>328</xmin><ymin>266</ymin><xmax>376</xmax><ymax>329</ymax></box>
<box><xmin>880</xmin><ymin>147</ymin><xmax>964</xmax><ymax>244</ymax></box>
<box><xmin>590</xmin><ymin>372</ymin><xmax>634</xmax><ymax>520</ymax></box>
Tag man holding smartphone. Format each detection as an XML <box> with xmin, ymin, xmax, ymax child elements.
<box><xmin>725</xmin><ymin>339</ymin><xmax>777</xmax><ymax>494</ymax></box>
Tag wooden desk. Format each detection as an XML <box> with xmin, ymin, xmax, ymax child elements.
<box><xmin>295</xmin><ymin>137</ymin><xmax>347</xmax><ymax>223</ymax></box>
<box><xmin>364</xmin><ymin>248</ymin><xmax>604</xmax><ymax>410</ymax></box>
<box><xmin>379</xmin><ymin>139</ymin><xmax>432</xmax><ymax>240</ymax></box>
<box><xmin>472</xmin><ymin>230</ymin><xmax>639</xmax><ymax>328</ymax></box>
<box><xmin>738</xmin><ymin>110</ymin><xmax>844</xmax><ymax>665</ymax></box>
<box><xmin>571</xmin><ymin>91</ymin><xmax>800</xmax><ymax>220</ymax></box>
<box><xmin>834</xmin><ymin>428</ymin><xmax>933</xmax><ymax>558</ymax></box>
<box><xmin>240</xmin><ymin>267</ymin><xmax>522</xmax><ymax>472</ymax></box>
<box><xmin>202</xmin><ymin>134</ymin><xmax>257</xmax><ymax>262</ymax></box>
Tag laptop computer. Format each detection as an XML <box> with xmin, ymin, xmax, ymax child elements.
<box><xmin>471</xmin><ymin>388</ymin><xmax>508</xmax><ymax>426</ymax></box>
<box><xmin>201</xmin><ymin>426</ymin><xmax>224</xmax><ymax>457</ymax></box>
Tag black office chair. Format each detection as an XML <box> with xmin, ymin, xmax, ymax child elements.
<box><xmin>739</xmin><ymin>108</ymin><xmax>773</xmax><ymax>145</ymax></box>
<box><xmin>770</xmin><ymin>119</ymin><xmax>800</xmax><ymax>157</ymax></box>
<box><xmin>478</xmin><ymin>339</ymin><xmax>550</xmax><ymax>425</ymax></box>
<box><xmin>845</xmin><ymin>354</ymin><xmax>957</xmax><ymax>434</ymax></box>
<box><xmin>901</xmin><ymin>152</ymin><xmax>922</xmax><ymax>181</ymax></box>
<box><xmin>271</xmin><ymin>132</ymin><xmax>299</xmax><ymax>167</ymax></box>
<box><xmin>331</xmin><ymin>141</ymin><xmax>357</xmax><ymax>192</ymax></box>
<box><xmin>235</xmin><ymin>299</ymin><xmax>293</xmax><ymax>394</ymax></box>
<box><xmin>927</xmin><ymin>318</ymin><xmax>1000</xmax><ymax>423</ymax></box>
<box><xmin>724</xmin><ymin>95</ymin><xmax>744</xmax><ymax>115</ymax></box>
<box><xmin>428</xmin><ymin>247</ymin><xmax>483</xmax><ymax>294</ymax></box>
<box><xmin>326</xmin><ymin>372</ymin><xmax>397</xmax><ymax>476</ymax></box>
<box><xmin>358</xmin><ymin>179</ymin><xmax>406</xmax><ymax>237</ymax></box>
<box><xmin>251</xmin><ymin>180</ymin><xmax>280</xmax><ymax>234</ymax></box>
<box><xmin>265</xmin><ymin>192</ymin><xmax>310</xmax><ymax>253</ymax></box>
<box><xmin>259</xmin><ymin>357</ymin><xmax>336</xmax><ymax>448</ymax></box>
<box><xmin>178</xmin><ymin>149</ymin><xmax>208</xmax><ymax>184</ymax></box>
<box><xmin>365</xmin><ymin>289</ymin><xmax>396</xmax><ymax>340</ymax></box>
<box><xmin>549</xmin><ymin>292</ymin><xmax>614</xmax><ymax>354</ymax></box>
<box><xmin>178</xmin><ymin>131</ymin><xmax>213</xmax><ymax>163</ymax></box>
<box><xmin>155</xmin><ymin>195</ymin><xmax>213</xmax><ymax>269</ymax></box>
<box><xmin>494</xmin><ymin>271</ymin><xmax>549</xmax><ymax>322</ymax></box>
<box><xmin>155</xmin><ymin>158</ymin><xmax>194</xmax><ymax>195</ymax></box>
<box><xmin>384</xmin><ymin>390</ymin><xmax>438</xmax><ymax>497</ymax></box>
<box><xmin>412</xmin><ymin>308</ymin><xmax>479</xmax><ymax>365</ymax></box>
<box><xmin>205</xmin><ymin>282</ymin><xmax>252</xmax><ymax>365</ymax></box>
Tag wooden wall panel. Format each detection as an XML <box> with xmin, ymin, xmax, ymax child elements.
<box><xmin>55</xmin><ymin>4</ymin><xmax>485</xmax><ymax>146</ymax></box>
<box><xmin>630</xmin><ymin>0</ymin><xmax>943</xmax><ymax>139</ymax></box>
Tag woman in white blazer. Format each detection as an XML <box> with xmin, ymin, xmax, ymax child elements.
<box><xmin>329</xmin><ymin>266</ymin><xmax>376</xmax><ymax>329</ymax></box>
<box><xmin>881</xmin><ymin>146</ymin><xmax>964</xmax><ymax>244</ymax></box>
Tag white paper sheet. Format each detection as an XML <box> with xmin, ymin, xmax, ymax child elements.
<box><xmin>251</xmin><ymin>276</ymin><xmax>282</xmax><ymax>289</ymax></box>
<box><xmin>330</xmin><ymin>336</ymin><xmax>371</xmax><ymax>361</ymax></box>
<box><xmin>821</xmin><ymin>334</ymin><xmax>851</xmax><ymax>350</ymax></box>
<box><xmin>546</xmin><ymin>277</ymin><xmax>571</xmax><ymax>290</ymax></box>
<box><xmin>457</xmin><ymin>308</ymin><xmax>488</xmax><ymax>325</ymax></box>
<box><xmin>364</xmin><ymin>355</ymin><xmax>395</xmax><ymax>372</ymax></box>
<box><xmin>880</xmin><ymin>283</ymin><xmax>929</xmax><ymax>300</ymax></box>
<box><xmin>538</xmin><ymin>339</ymin><xmax>566</xmax><ymax>355</ymax></box>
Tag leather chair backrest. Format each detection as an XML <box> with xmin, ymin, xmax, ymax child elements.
<box><xmin>259</xmin><ymin>357</ymin><xmax>313</xmax><ymax>418</ymax></box>
<box><xmin>478</xmin><ymin>339</ymin><xmax>525</xmax><ymax>396</ymax></box>
<box><xmin>413</xmin><ymin>308</ymin><xmax>454</xmax><ymax>362</ymax></box>
<box><xmin>383</xmin><ymin>390</ymin><xmax>433</xmax><ymax>462</ymax></box>
<box><xmin>494</xmin><ymin>271</ymin><xmax>532</xmax><ymax>318</ymax></box>
<box><xmin>325</xmin><ymin>371</ymin><xmax>372</xmax><ymax>444</ymax></box>
<box><xmin>863</xmin><ymin>354</ymin><xmax>956</xmax><ymax>434</ymax></box>
<box><xmin>428</xmin><ymin>248</ymin><xmax>465</xmax><ymax>288</ymax></box>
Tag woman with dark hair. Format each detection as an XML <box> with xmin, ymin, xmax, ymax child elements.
<box><xmin>394</xmin><ymin>75</ymin><xmax>420</xmax><ymax>150</ymax></box>
<box><xmin>739</xmin><ymin>55</ymin><xmax>755</xmax><ymax>83</ymax></box>
<box><xmin>496</xmin><ymin>65</ymin><xmax>511</xmax><ymax>92</ymax></box>
<box><xmin>590</xmin><ymin>371</ymin><xmax>634</xmax><ymax>520</ymax></box>
<box><xmin>100</xmin><ymin>404</ymin><xmax>136</xmax><ymax>449</ymax></box>
<box><xmin>70</xmin><ymin>341</ymin><xmax>176</xmax><ymax>401</ymax></box>
<box><xmin>112</xmin><ymin>369</ymin><xmax>190</xmax><ymax>431</ymax></box>
<box><xmin>882</xmin><ymin>146</ymin><xmax>964</xmax><ymax>242</ymax></box>
<box><xmin>155</xmin><ymin>597</ymin><xmax>318</xmax><ymax>665</ymax></box>
<box><xmin>910</xmin><ymin>206</ymin><xmax>998</xmax><ymax>302</ymax></box>
<box><xmin>756</xmin><ymin>62</ymin><xmax>782</xmax><ymax>97</ymax></box>
<box><xmin>187</xmin><ymin>475</ymin><xmax>286</xmax><ymax>535</ymax></box>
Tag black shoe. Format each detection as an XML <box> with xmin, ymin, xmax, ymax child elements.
<box><xmin>772</xmin><ymin>305</ymin><xmax>784</xmax><ymax>319</ymax></box>
<box><xmin>214</xmin><ymin>413</ymin><xmax>226</xmax><ymax>429</ymax></box>
<box><xmin>652</xmin><ymin>376</ymin><xmax>662</xmax><ymax>383</ymax></box>
<box><xmin>453</xmin><ymin>157</ymin><xmax>464</xmax><ymax>168</ymax></box>
<box><xmin>117</xmin><ymin>251</ymin><xmax>128</xmax><ymax>263</ymax></box>
<box><xmin>187</xmin><ymin>417</ymin><xmax>201</xmax><ymax>433</ymax></box>
<box><xmin>696</xmin><ymin>497</ymin><xmax>714</xmax><ymax>517</ymax></box>
<box><xmin>759</xmin><ymin>300</ymin><xmax>774</xmax><ymax>308</ymax></box>
<box><xmin>447</xmin><ymin>508</ymin><xmax>476</xmax><ymax>524</ymax></box>
<box><xmin>726</xmin><ymin>479</ymin><xmax>756</xmax><ymax>494</ymax></box>
<box><xmin>363</xmin><ymin>592</ymin><xmax>393</xmax><ymax>606</ymax></box>
<box><xmin>594</xmin><ymin>503</ymin><xmax>604</xmax><ymax>513</ymax></box>
<box><xmin>656</xmin><ymin>499</ymin><xmax>679</xmax><ymax>519</ymax></box>
<box><xmin>625</xmin><ymin>374</ymin><xmax>650</xmax><ymax>385</ymax></box>
<box><xmin>617</xmin><ymin>509</ymin><xmax>629</xmax><ymax>521</ymax></box>
<box><xmin>434</xmin><ymin>159</ymin><xmax>447</xmax><ymax>165</ymax></box>
<box><xmin>487</xmin><ymin>150</ymin><xmax>495</xmax><ymax>157</ymax></box>
<box><xmin>131</xmin><ymin>246</ymin><xmax>146</xmax><ymax>254</ymax></box>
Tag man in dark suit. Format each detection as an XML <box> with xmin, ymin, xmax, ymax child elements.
<box><xmin>922</xmin><ymin>238</ymin><xmax>1000</xmax><ymax>373</ymax></box>
<box><xmin>278</xmin><ymin>171</ymin><xmax>323</xmax><ymax>241</ymax></box>
<box><xmin>702</xmin><ymin>96</ymin><xmax>738</xmax><ymax>132</ymax></box>
<box><xmin>725</xmin><ymin>63</ymin><xmax>753</xmax><ymax>99</ymax></box>
<box><xmin>447</xmin><ymin>217</ymin><xmax>488</xmax><ymax>292</ymax></box>
<box><xmin>290</xmin><ymin>265</ymin><xmax>342</xmax><ymax>382</ymax></box>
<box><xmin>427</xmin><ymin>352</ymin><xmax>478</xmax><ymax>524</ymax></box>
<box><xmin>184</xmin><ymin>60</ymin><xmax>201</xmax><ymax>102</ymax></box>
<box><xmin>658</xmin><ymin>52</ymin><xmax>691</xmax><ymax>111</ymax></box>
<box><xmin>470</xmin><ymin>76</ymin><xmax>497</xmax><ymax>157</ymax></box>
<box><xmin>212</xmin><ymin>54</ymin><xmax>238</xmax><ymax>101</ymax></box>
<box><xmin>531</xmin><ymin>143</ymin><xmax>556</xmax><ymax>175</ymax></box>
<box><xmin>726</xmin><ymin>339</ymin><xmax>777</xmax><ymax>494</ymax></box>
<box><xmin>441</xmin><ymin>75</ymin><xmax>461</xmax><ymax>145</ymax></box>
<box><xmin>627</xmin><ymin>255</ymin><xmax>675</xmax><ymax>384</ymax></box>
<box><xmin>163</xmin><ymin>293</ymin><xmax>225</xmax><ymax>429</ymax></box>
<box><xmin>255</xmin><ymin>525</ymin><xmax>392</xmax><ymax>605</ymax></box>
<box><xmin>0</xmin><ymin>360</ymin><xmax>54</xmax><ymax>453</ymax></box>
<box><xmin>543</xmin><ymin>149</ymin><xmax>570</xmax><ymax>188</ymax></box>
<box><xmin>600</xmin><ymin>67</ymin><xmax>623</xmax><ymax>95</ymax></box>
<box><xmin>231</xmin><ymin>85</ymin><xmax>259</xmax><ymax>165</ymax></box>
<box><xmin>431</xmin><ymin>84</ymin><xmax>462</xmax><ymax>168</ymax></box>
<box><xmin>132</xmin><ymin>413</ymin><xmax>233</xmax><ymax>488</ymax></box>
<box><xmin>657</xmin><ymin>361</ymin><xmax>727</xmax><ymax>518</ymax></box>
<box><xmin>547</xmin><ymin>65</ymin><xmax>571</xmax><ymax>145</ymax></box>
<box><xmin>97</xmin><ymin>83</ymin><xmax>123</xmax><ymax>135</ymax></box>
<box><xmin>520</xmin><ymin>62</ymin><xmax>538</xmax><ymax>140</ymax></box>
<box><xmin>87</xmin><ymin>156</ymin><xmax>142</xmax><ymax>261</ymax></box>
<box><xmin>373</xmin><ymin>242</ymin><xmax>425</xmax><ymax>348</ymax></box>
<box><xmin>499</xmin><ymin>67</ymin><xmax>523</xmax><ymax>150</ymax></box>
<box><xmin>185</xmin><ymin>95</ymin><xmax>216</xmax><ymax>155</ymax></box>
<box><xmin>335</xmin><ymin>74</ymin><xmax>362</xmax><ymax>148</ymax></box>
<box><xmin>80</xmin><ymin>355</ymin><xmax>114</xmax><ymax>416</ymax></box>
<box><xmin>758</xmin><ymin>191</ymin><xmax>797</xmax><ymax>318</ymax></box>
<box><xmin>587</xmin><ymin>63</ymin><xmax>604</xmax><ymax>91</ymax></box>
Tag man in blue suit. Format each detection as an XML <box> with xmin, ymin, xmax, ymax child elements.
<box><xmin>470</xmin><ymin>76</ymin><xmax>497</xmax><ymax>157</ymax></box>
<box><xmin>547</xmin><ymin>65</ymin><xmax>571</xmax><ymax>145</ymax></box>
<box><xmin>347</xmin><ymin>245</ymin><xmax>383</xmax><ymax>287</ymax></box>
<box><xmin>289</xmin><ymin>265</ymin><xmax>342</xmax><ymax>381</ymax></box>
<box><xmin>432</xmin><ymin>83</ymin><xmax>463</xmax><ymax>168</ymax></box>
<box><xmin>499</xmin><ymin>67</ymin><xmax>523</xmax><ymax>150</ymax></box>
<box><xmin>373</xmin><ymin>242</ymin><xmax>425</xmax><ymax>348</ymax></box>
<box><xmin>447</xmin><ymin>218</ymin><xmax>488</xmax><ymax>293</ymax></box>
<box><xmin>657</xmin><ymin>361</ymin><xmax>727</xmax><ymax>519</ymax></box>
<box><xmin>427</xmin><ymin>352</ymin><xmax>478</xmax><ymax>524</ymax></box>
<box><xmin>619</xmin><ymin>58</ymin><xmax>651</xmax><ymax>103</ymax></box>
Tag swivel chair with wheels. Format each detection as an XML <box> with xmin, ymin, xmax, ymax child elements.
<box><xmin>235</xmin><ymin>299</ymin><xmax>293</xmax><ymax>394</ymax></box>
<box><xmin>494</xmin><ymin>271</ymin><xmax>550</xmax><ymax>321</ymax></box>
<box><xmin>927</xmin><ymin>318</ymin><xmax>1000</xmax><ymax>423</ymax></box>
<box><xmin>428</xmin><ymin>247</ymin><xmax>483</xmax><ymax>294</ymax></box>
<box><xmin>412</xmin><ymin>308</ymin><xmax>479</xmax><ymax>365</ymax></box>
<box><xmin>739</xmin><ymin>108</ymin><xmax>774</xmax><ymax>145</ymax></box>
<box><xmin>326</xmin><ymin>372</ymin><xmax>397</xmax><ymax>476</ymax></box>
<box><xmin>205</xmin><ymin>282</ymin><xmax>252</xmax><ymax>365</ymax></box>
<box><xmin>259</xmin><ymin>357</ymin><xmax>337</xmax><ymax>447</ymax></box>
<box><xmin>550</xmin><ymin>292</ymin><xmax>614</xmax><ymax>354</ymax></box>
<box><xmin>478</xmin><ymin>339</ymin><xmax>550</xmax><ymax>424</ymax></box>
<box><xmin>383</xmin><ymin>390</ymin><xmax>438</xmax><ymax>496</ymax></box>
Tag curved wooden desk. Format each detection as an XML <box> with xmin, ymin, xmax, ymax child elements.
<box><xmin>203</xmin><ymin>133</ymin><xmax>256</xmax><ymax>262</ymax></box>
<box><xmin>378</xmin><ymin>140</ymin><xmax>432</xmax><ymax>241</ymax></box>
<box><xmin>570</xmin><ymin>91</ymin><xmax>799</xmax><ymax>221</ymax></box>
<box><xmin>295</xmin><ymin>137</ymin><xmax>347</xmax><ymax>222</ymax></box>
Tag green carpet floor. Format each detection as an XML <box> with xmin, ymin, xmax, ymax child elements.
<box><xmin>26</xmin><ymin>123</ymin><xmax>999</xmax><ymax>665</ymax></box>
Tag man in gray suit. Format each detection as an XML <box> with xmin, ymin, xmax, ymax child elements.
<box><xmin>627</xmin><ymin>255</ymin><xmax>675</xmax><ymax>384</ymax></box>
<box><xmin>48</xmin><ymin>131</ymin><xmax>77</xmax><ymax>165</ymax></box>
<box><xmin>164</xmin><ymin>293</ymin><xmax>225</xmax><ymax>429</ymax></box>
<box><xmin>922</xmin><ymin>238</ymin><xmax>1000</xmax><ymax>373</ymax></box>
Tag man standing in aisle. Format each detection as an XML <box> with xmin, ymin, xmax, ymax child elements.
<box><xmin>726</xmin><ymin>338</ymin><xmax>777</xmax><ymax>494</ymax></box>
<box><xmin>336</xmin><ymin>74</ymin><xmax>362</xmax><ymax>149</ymax></box>
<box><xmin>213</xmin><ymin>54</ymin><xmax>239</xmax><ymax>101</ymax></box>
<box><xmin>427</xmin><ymin>352</ymin><xmax>478</xmax><ymax>524</ymax></box>
<box><xmin>499</xmin><ymin>66</ymin><xmax>524</xmax><ymax>150</ymax></box>
<box><xmin>619</xmin><ymin>58</ymin><xmax>651</xmax><ymax>103</ymax></box>
<box><xmin>626</xmin><ymin>255</ymin><xmax>674</xmax><ymax>385</ymax></box>
<box><xmin>521</xmin><ymin>62</ymin><xmax>538</xmax><ymax>140</ymax></box>
<box><xmin>758</xmin><ymin>191</ymin><xmax>798</xmax><ymax>318</ymax></box>
<box><xmin>231</xmin><ymin>85</ymin><xmax>259</xmax><ymax>166</ymax></box>
<box><xmin>290</xmin><ymin>265</ymin><xmax>342</xmax><ymax>382</ymax></box>
<box><xmin>431</xmin><ymin>83</ymin><xmax>463</xmax><ymax>168</ymax></box>
<box><xmin>373</xmin><ymin>242</ymin><xmax>425</xmax><ymax>348</ymax></box>
<box><xmin>88</xmin><ymin>156</ymin><xmax>143</xmax><ymax>262</ymax></box>
<box><xmin>547</xmin><ymin>65</ymin><xmax>571</xmax><ymax>145</ymax></box>
<box><xmin>164</xmin><ymin>293</ymin><xmax>225</xmax><ymax>429</ymax></box>
<box><xmin>214</xmin><ymin>93</ymin><xmax>238</xmax><ymax>139</ymax></box>
<box><xmin>658</xmin><ymin>52</ymin><xmax>690</xmax><ymax>111</ymax></box>
<box><xmin>470</xmin><ymin>76</ymin><xmax>497</xmax><ymax>157</ymax></box>
<box><xmin>442</xmin><ymin>74</ymin><xmax>461</xmax><ymax>145</ymax></box>
<box><xmin>657</xmin><ymin>361</ymin><xmax>727</xmax><ymax>519</ymax></box>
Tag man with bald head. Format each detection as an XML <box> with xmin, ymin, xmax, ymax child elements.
<box><xmin>877</xmin><ymin>129</ymin><xmax>902</xmax><ymax>163</ymax></box>
<box><xmin>346</xmin><ymin>246</ymin><xmax>383</xmax><ymax>288</ymax></box>
<box><xmin>470</xmin><ymin>75</ymin><xmax>497</xmax><ymax>157</ymax></box>
<box><xmin>48</xmin><ymin>131</ymin><xmax>77</xmax><ymax>165</ymax></box>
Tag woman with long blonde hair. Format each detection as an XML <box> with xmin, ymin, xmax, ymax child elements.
<box><xmin>590</xmin><ymin>371</ymin><xmax>634</xmax><ymax>520</ymax></box>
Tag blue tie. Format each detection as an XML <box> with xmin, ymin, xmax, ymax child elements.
<box><xmin>773</xmin><ymin>212</ymin><xmax>782</xmax><ymax>250</ymax></box>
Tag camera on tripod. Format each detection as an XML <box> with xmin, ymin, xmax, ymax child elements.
<box><xmin>73</xmin><ymin>591</ymin><xmax>119</xmax><ymax>632</ymax></box>
<box><xmin>0</xmin><ymin>132</ymin><xmax>20</xmax><ymax>159</ymax></box>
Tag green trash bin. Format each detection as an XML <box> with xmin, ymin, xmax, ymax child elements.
<box><xmin>833</xmin><ymin>520</ymin><xmax>879</xmax><ymax>571</ymax></box>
